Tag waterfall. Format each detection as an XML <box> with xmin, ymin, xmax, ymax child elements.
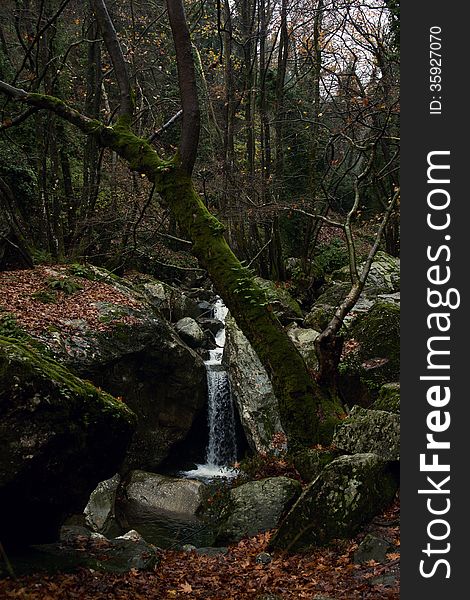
<box><xmin>183</xmin><ymin>298</ymin><xmax>238</xmax><ymax>479</ymax></box>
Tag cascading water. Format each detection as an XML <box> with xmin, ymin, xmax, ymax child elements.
<box><xmin>183</xmin><ymin>298</ymin><xmax>238</xmax><ymax>479</ymax></box>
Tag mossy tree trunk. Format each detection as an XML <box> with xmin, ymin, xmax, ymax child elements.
<box><xmin>0</xmin><ymin>0</ymin><xmax>346</xmax><ymax>449</ymax></box>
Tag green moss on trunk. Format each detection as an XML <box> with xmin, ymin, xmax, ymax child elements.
<box><xmin>92</xmin><ymin>123</ymin><xmax>346</xmax><ymax>448</ymax></box>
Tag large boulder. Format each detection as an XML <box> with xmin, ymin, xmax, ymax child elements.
<box><xmin>0</xmin><ymin>337</ymin><xmax>135</xmax><ymax>548</ymax></box>
<box><xmin>268</xmin><ymin>454</ymin><xmax>398</xmax><ymax>552</ymax></box>
<box><xmin>223</xmin><ymin>316</ymin><xmax>284</xmax><ymax>453</ymax></box>
<box><xmin>305</xmin><ymin>251</ymin><xmax>400</xmax><ymax>331</ymax></box>
<box><xmin>339</xmin><ymin>300</ymin><xmax>400</xmax><ymax>403</ymax></box>
<box><xmin>28</xmin><ymin>266</ymin><xmax>207</xmax><ymax>471</ymax></box>
<box><xmin>293</xmin><ymin>448</ymin><xmax>342</xmax><ymax>483</ymax></box>
<box><xmin>333</xmin><ymin>406</ymin><xmax>400</xmax><ymax>461</ymax></box>
<box><xmin>216</xmin><ymin>477</ymin><xmax>302</xmax><ymax>544</ymax></box>
<box><xmin>120</xmin><ymin>470</ymin><xmax>206</xmax><ymax>518</ymax></box>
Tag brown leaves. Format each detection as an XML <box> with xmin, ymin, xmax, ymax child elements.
<box><xmin>0</xmin><ymin>266</ymin><xmax>141</xmax><ymax>338</ymax></box>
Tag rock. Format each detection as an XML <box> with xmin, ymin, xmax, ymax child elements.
<box><xmin>340</xmin><ymin>301</ymin><xmax>400</xmax><ymax>399</ymax></box>
<box><xmin>331</xmin><ymin>251</ymin><xmax>400</xmax><ymax>296</ymax></box>
<box><xmin>31</xmin><ymin>267</ymin><xmax>207</xmax><ymax>471</ymax></box>
<box><xmin>223</xmin><ymin>316</ymin><xmax>284</xmax><ymax>453</ymax></box>
<box><xmin>353</xmin><ymin>533</ymin><xmax>394</xmax><ymax>564</ymax></box>
<box><xmin>254</xmin><ymin>277</ymin><xmax>303</xmax><ymax>323</ymax></box>
<box><xmin>305</xmin><ymin>251</ymin><xmax>400</xmax><ymax>332</ymax></box>
<box><xmin>372</xmin><ymin>382</ymin><xmax>400</xmax><ymax>413</ymax></box>
<box><xmin>268</xmin><ymin>454</ymin><xmax>398</xmax><ymax>552</ymax></box>
<box><xmin>138</xmin><ymin>278</ymin><xmax>200</xmax><ymax>322</ymax></box>
<box><xmin>197</xmin><ymin>300</ymin><xmax>214</xmax><ymax>318</ymax></box>
<box><xmin>333</xmin><ymin>407</ymin><xmax>400</xmax><ymax>461</ymax></box>
<box><xmin>197</xmin><ymin>317</ymin><xmax>224</xmax><ymax>336</ymax></box>
<box><xmin>304</xmin><ymin>303</ymin><xmax>336</xmax><ymax>332</ymax></box>
<box><xmin>84</xmin><ymin>474</ymin><xmax>121</xmax><ymax>533</ymax></box>
<box><xmin>34</xmin><ymin>529</ymin><xmax>159</xmax><ymax>573</ymax></box>
<box><xmin>293</xmin><ymin>448</ymin><xmax>342</xmax><ymax>483</ymax></box>
<box><xmin>175</xmin><ymin>317</ymin><xmax>205</xmax><ymax>348</ymax></box>
<box><xmin>122</xmin><ymin>470</ymin><xmax>206</xmax><ymax>517</ymax></box>
<box><xmin>216</xmin><ymin>477</ymin><xmax>301</xmax><ymax>544</ymax></box>
<box><xmin>255</xmin><ymin>552</ymin><xmax>272</xmax><ymax>565</ymax></box>
<box><xmin>182</xmin><ymin>544</ymin><xmax>197</xmax><ymax>552</ymax></box>
<box><xmin>286</xmin><ymin>325</ymin><xmax>320</xmax><ymax>369</ymax></box>
<box><xmin>0</xmin><ymin>338</ymin><xmax>135</xmax><ymax>548</ymax></box>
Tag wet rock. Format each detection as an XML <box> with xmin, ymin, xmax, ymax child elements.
<box><xmin>197</xmin><ymin>317</ymin><xmax>224</xmax><ymax>336</ymax></box>
<box><xmin>268</xmin><ymin>454</ymin><xmax>398</xmax><ymax>552</ymax></box>
<box><xmin>333</xmin><ymin>406</ymin><xmax>400</xmax><ymax>461</ymax></box>
<box><xmin>216</xmin><ymin>477</ymin><xmax>301</xmax><ymax>544</ymax></box>
<box><xmin>0</xmin><ymin>338</ymin><xmax>135</xmax><ymax>548</ymax></box>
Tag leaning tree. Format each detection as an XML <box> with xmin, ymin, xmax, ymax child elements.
<box><xmin>0</xmin><ymin>0</ymin><xmax>397</xmax><ymax>448</ymax></box>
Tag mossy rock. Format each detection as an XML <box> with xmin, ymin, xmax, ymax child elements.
<box><xmin>216</xmin><ymin>477</ymin><xmax>302</xmax><ymax>544</ymax></box>
<box><xmin>313</xmin><ymin>282</ymin><xmax>352</xmax><ymax>309</ymax></box>
<box><xmin>340</xmin><ymin>301</ymin><xmax>400</xmax><ymax>399</ymax></box>
<box><xmin>304</xmin><ymin>304</ymin><xmax>335</xmax><ymax>332</ymax></box>
<box><xmin>254</xmin><ymin>277</ymin><xmax>303</xmax><ymax>323</ymax></box>
<box><xmin>333</xmin><ymin>406</ymin><xmax>400</xmax><ymax>461</ymax></box>
<box><xmin>268</xmin><ymin>453</ymin><xmax>398</xmax><ymax>552</ymax></box>
<box><xmin>293</xmin><ymin>448</ymin><xmax>343</xmax><ymax>482</ymax></box>
<box><xmin>372</xmin><ymin>383</ymin><xmax>400</xmax><ymax>413</ymax></box>
<box><xmin>0</xmin><ymin>337</ymin><xmax>136</xmax><ymax>548</ymax></box>
<box><xmin>331</xmin><ymin>251</ymin><xmax>400</xmax><ymax>295</ymax></box>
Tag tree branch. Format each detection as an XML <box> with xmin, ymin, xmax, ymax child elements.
<box><xmin>148</xmin><ymin>109</ymin><xmax>183</xmax><ymax>143</ymax></box>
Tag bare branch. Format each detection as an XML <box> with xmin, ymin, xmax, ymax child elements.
<box><xmin>148</xmin><ymin>109</ymin><xmax>183</xmax><ymax>143</ymax></box>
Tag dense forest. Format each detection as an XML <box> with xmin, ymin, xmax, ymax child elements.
<box><xmin>0</xmin><ymin>0</ymin><xmax>400</xmax><ymax>598</ymax></box>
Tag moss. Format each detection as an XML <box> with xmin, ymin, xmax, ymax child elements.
<box><xmin>32</xmin><ymin>290</ymin><xmax>58</xmax><ymax>304</ymax></box>
<box><xmin>340</xmin><ymin>301</ymin><xmax>399</xmax><ymax>397</ymax></box>
<box><xmin>293</xmin><ymin>448</ymin><xmax>342</xmax><ymax>482</ymax></box>
<box><xmin>0</xmin><ymin>336</ymin><xmax>136</xmax><ymax>427</ymax></box>
<box><xmin>76</xmin><ymin>119</ymin><xmax>344</xmax><ymax>449</ymax></box>
<box><xmin>372</xmin><ymin>383</ymin><xmax>400</xmax><ymax>413</ymax></box>
<box><xmin>268</xmin><ymin>453</ymin><xmax>398</xmax><ymax>552</ymax></box>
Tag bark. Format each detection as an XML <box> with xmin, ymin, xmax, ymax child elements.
<box><xmin>166</xmin><ymin>0</ymin><xmax>200</xmax><ymax>175</ymax></box>
<box><xmin>91</xmin><ymin>0</ymin><xmax>133</xmax><ymax>117</ymax></box>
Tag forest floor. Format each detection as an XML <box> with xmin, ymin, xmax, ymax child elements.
<box><xmin>0</xmin><ymin>499</ymin><xmax>399</xmax><ymax>600</ymax></box>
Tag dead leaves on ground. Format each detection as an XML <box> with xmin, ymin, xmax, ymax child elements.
<box><xmin>0</xmin><ymin>500</ymin><xmax>400</xmax><ymax>600</ymax></box>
